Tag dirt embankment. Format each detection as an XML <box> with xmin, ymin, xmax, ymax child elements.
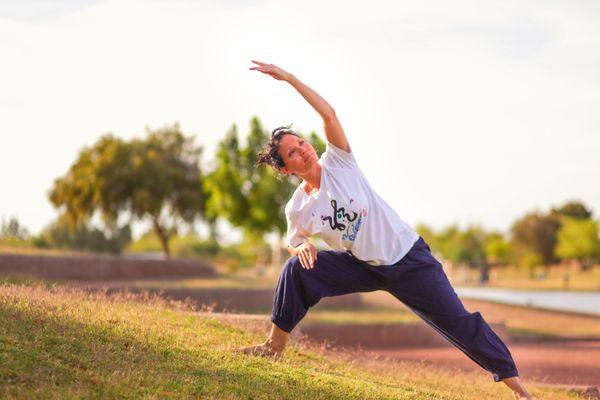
<box><xmin>372</xmin><ymin>341</ymin><xmax>600</xmax><ymax>387</ymax></box>
<box><xmin>0</xmin><ymin>253</ymin><xmax>217</xmax><ymax>280</ymax></box>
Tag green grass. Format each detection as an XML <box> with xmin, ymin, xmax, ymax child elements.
<box><xmin>0</xmin><ymin>278</ymin><xmax>587</xmax><ymax>399</ymax></box>
<box><xmin>0</xmin><ymin>244</ymin><xmax>96</xmax><ymax>257</ymax></box>
<box><xmin>83</xmin><ymin>275</ymin><xmax>277</xmax><ymax>290</ymax></box>
<box><xmin>303</xmin><ymin>308</ymin><xmax>419</xmax><ymax>325</ymax></box>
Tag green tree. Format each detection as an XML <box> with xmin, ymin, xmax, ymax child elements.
<box><xmin>459</xmin><ymin>226</ymin><xmax>487</xmax><ymax>268</ymax></box>
<box><xmin>415</xmin><ymin>223</ymin><xmax>437</xmax><ymax>250</ymax></box>
<box><xmin>204</xmin><ymin>124</ymin><xmax>250</xmax><ymax>234</ymax></box>
<box><xmin>429</xmin><ymin>224</ymin><xmax>487</xmax><ymax>285</ymax></box>
<box><xmin>307</xmin><ymin>131</ymin><xmax>326</xmax><ymax>155</ymax></box>
<box><xmin>0</xmin><ymin>216</ymin><xmax>29</xmax><ymax>241</ymax></box>
<box><xmin>39</xmin><ymin>214</ymin><xmax>132</xmax><ymax>254</ymax></box>
<box><xmin>510</xmin><ymin>243</ymin><xmax>543</xmax><ymax>277</ymax></box>
<box><xmin>205</xmin><ymin>117</ymin><xmax>325</xmax><ymax>244</ymax></box>
<box><xmin>435</xmin><ymin>225</ymin><xmax>463</xmax><ymax>264</ymax></box>
<box><xmin>242</xmin><ymin>117</ymin><xmax>297</xmax><ymax>238</ymax></box>
<box><xmin>484</xmin><ymin>231</ymin><xmax>512</xmax><ymax>266</ymax></box>
<box><xmin>552</xmin><ymin>201</ymin><xmax>593</xmax><ymax>220</ymax></box>
<box><xmin>49</xmin><ymin>123</ymin><xmax>205</xmax><ymax>257</ymax></box>
<box><xmin>556</xmin><ymin>217</ymin><xmax>600</xmax><ymax>270</ymax></box>
<box><xmin>510</xmin><ymin>211</ymin><xmax>560</xmax><ymax>269</ymax></box>
<box><xmin>204</xmin><ymin>117</ymin><xmax>326</xmax><ymax>269</ymax></box>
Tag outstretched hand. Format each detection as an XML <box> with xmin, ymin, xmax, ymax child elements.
<box><xmin>249</xmin><ymin>60</ymin><xmax>293</xmax><ymax>81</ymax></box>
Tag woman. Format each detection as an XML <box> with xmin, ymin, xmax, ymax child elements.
<box><xmin>242</xmin><ymin>60</ymin><xmax>532</xmax><ymax>399</ymax></box>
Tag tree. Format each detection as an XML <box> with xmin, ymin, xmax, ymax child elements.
<box><xmin>0</xmin><ymin>217</ymin><xmax>29</xmax><ymax>241</ymax></box>
<box><xmin>435</xmin><ymin>225</ymin><xmax>463</xmax><ymax>264</ymax></box>
<box><xmin>206</xmin><ymin>117</ymin><xmax>325</xmax><ymax>242</ymax></box>
<box><xmin>307</xmin><ymin>131</ymin><xmax>326</xmax><ymax>155</ymax></box>
<box><xmin>549</xmin><ymin>200</ymin><xmax>594</xmax><ymax>264</ymax></box>
<box><xmin>204</xmin><ymin>118</ymin><xmax>326</xmax><ymax>269</ymax></box>
<box><xmin>510</xmin><ymin>211</ymin><xmax>560</xmax><ymax>268</ymax></box>
<box><xmin>552</xmin><ymin>201</ymin><xmax>593</xmax><ymax>220</ymax></box>
<box><xmin>242</xmin><ymin>117</ymin><xmax>297</xmax><ymax>238</ymax></box>
<box><xmin>556</xmin><ymin>217</ymin><xmax>600</xmax><ymax>270</ymax></box>
<box><xmin>459</xmin><ymin>226</ymin><xmax>487</xmax><ymax>268</ymax></box>
<box><xmin>432</xmin><ymin>225</ymin><xmax>485</xmax><ymax>268</ymax></box>
<box><xmin>39</xmin><ymin>214</ymin><xmax>132</xmax><ymax>254</ymax></box>
<box><xmin>415</xmin><ymin>223</ymin><xmax>437</xmax><ymax>250</ymax></box>
<box><xmin>484</xmin><ymin>231</ymin><xmax>511</xmax><ymax>266</ymax></box>
<box><xmin>49</xmin><ymin>123</ymin><xmax>205</xmax><ymax>257</ymax></box>
<box><xmin>510</xmin><ymin>243</ymin><xmax>543</xmax><ymax>277</ymax></box>
<box><xmin>204</xmin><ymin>124</ymin><xmax>251</xmax><ymax>234</ymax></box>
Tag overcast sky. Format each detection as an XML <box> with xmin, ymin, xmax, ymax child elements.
<box><xmin>1</xmin><ymin>0</ymin><xmax>599</xmax><ymax>240</ymax></box>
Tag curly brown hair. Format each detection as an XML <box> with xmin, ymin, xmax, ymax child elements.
<box><xmin>254</xmin><ymin>124</ymin><xmax>301</xmax><ymax>173</ymax></box>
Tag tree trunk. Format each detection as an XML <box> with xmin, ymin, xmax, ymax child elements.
<box><xmin>529</xmin><ymin>266</ymin><xmax>536</xmax><ymax>280</ymax></box>
<box><xmin>581</xmin><ymin>257</ymin><xmax>592</xmax><ymax>271</ymax></box>
<box><xmin>207</xmin><ymin>219</ymin><xmax>220</xmax><ymax>243</ymax></box>
<box><xmin>152</xmin><ymin>219</ymin><xmax>171</xmax><ymax>259</ymax></box>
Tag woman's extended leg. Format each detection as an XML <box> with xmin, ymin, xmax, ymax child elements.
<box><xmin>385</xmin><ymin>237</ymin><xmax>531</xmax><ymax>398</ymax></box>
<box><xmin>239</xmin><ymin>250</ymin><xmax>385</xmax><ymax>356</ymax></box>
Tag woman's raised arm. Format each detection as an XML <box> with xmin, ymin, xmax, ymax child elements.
<box><xmin>249</xmin><ymin>60</ymin><xmax>351</xmax><ymax>153</ymax></box>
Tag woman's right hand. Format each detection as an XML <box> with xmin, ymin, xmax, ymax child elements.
<box><xmin>249</xmin><ymin>60</ymin><xmax>293</xmax><ymax>82</ymax></box>
<box><xmin>296</xmin><ymin>242</ymin><xmax>318</xmax><ymax>269</ymax></box>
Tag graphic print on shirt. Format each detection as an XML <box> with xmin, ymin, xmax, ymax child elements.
<box><xmin>321</xmin><ymin>198</ymin><xmax>367</xmax><ymax>243</ymax></box>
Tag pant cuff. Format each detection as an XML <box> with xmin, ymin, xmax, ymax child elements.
<box><xmin>271</xmin><ymin>314</ymin><xmax>295</xmax><ymax>333</ymax></box>
<box><xmin>493</xmin><ymin>369</ymin><xmax>519</xmax><ymax>382</ymax></box>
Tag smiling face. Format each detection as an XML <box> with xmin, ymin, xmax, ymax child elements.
<box><xmin>278</xmin><ymin>133</ymin><xmax>318</xmax><ymax>176</ymax></box>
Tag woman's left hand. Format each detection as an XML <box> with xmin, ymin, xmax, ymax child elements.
<box><xmin>249</xmin><ymin>60</ymin><xmax>293</xmax><ymax>81</ymax></box>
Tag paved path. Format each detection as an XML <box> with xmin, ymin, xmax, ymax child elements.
<box><xmin>456</xmin><ymin>287</ymin><xmax>600</xmax><ymax>315</ymax></box>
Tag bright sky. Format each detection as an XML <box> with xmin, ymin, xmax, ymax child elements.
<box><xmin>1</xmin><ymin>0</ymin><xmax>599</xmax><ymax>240</ymax></box>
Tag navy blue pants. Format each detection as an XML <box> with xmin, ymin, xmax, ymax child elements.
<box><xmin>271</xmin><ymin>237</ymin><xmax>518</xmax><ymax>382</ymax></box>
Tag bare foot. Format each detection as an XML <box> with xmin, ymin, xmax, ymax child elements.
<box><xmin>512</xmin><ymin>392</ymin><xmax>532</xmax><ymax>400</ymax></box>
<box><xmin>503</xmin><ymin>377</ymin><xmax>531</xmax><ymax>399</ymax></box>
<box><xmin>235</xmin><ymin>342</ymin><xmax>285</xmax><ymax>360</ymax></box>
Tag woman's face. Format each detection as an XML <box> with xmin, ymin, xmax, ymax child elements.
<box><xmin>278</xmin><ymin>134</ymin><xmax>318</xmax><ymax>176</ymax></box>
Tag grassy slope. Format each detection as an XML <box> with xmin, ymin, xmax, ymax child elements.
<box><xmin>0</xmin><ymin>279</ymin><xmax>584</xmax><ymax>400</ymax></box>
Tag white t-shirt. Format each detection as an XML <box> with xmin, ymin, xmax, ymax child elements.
<box><xmin>284</xmin><ymin>141</ymin><xmax>419</xmax><ymax>266</ymax></box>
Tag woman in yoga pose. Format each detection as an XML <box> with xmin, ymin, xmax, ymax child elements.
<box><xmin>242</xmin><ymin>60</ymin><xmax>531</xmax><ymax>399</ymax></box>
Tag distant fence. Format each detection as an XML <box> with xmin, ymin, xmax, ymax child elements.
<box><xmin>0</xmin><ymin>253</ymin><xmax>217</xmax><ymax>280</ymax></box>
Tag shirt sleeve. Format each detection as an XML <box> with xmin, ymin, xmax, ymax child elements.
<box><xmin>322</xmin><ymin>140</ymin><xmax>358</xmax><ymax>170</ymax></box>
<box><xmin>286</xmin><ymin>210</ymin><xmax>310</xmax><ymax>248</ymax></box>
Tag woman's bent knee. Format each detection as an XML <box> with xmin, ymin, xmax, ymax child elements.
<box><xmin>283</xmin><ymin>256</ymin><xmax>303</xmax><ymax>274</ymax></box>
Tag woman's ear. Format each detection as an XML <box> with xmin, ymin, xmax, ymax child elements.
<box><xmin>280</xmin><ymin>166</ymin><xmax>292</xmax><ymax>175</ymax></box>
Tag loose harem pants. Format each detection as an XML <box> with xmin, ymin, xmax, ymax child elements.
<box><xmin>271</xmin><ymin>237</ymin><xmax>518</xmax><ymax>382</ymax></box>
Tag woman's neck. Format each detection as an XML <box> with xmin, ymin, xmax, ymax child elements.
<box><xmin>300</xmin><ymin>163</ymin><xmax>321</xmax><ymax>194</ymax></box>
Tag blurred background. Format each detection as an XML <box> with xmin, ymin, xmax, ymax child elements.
<box><xmin>1</xmin><ymin>0</ymin><xmax>599</xmax><ymax>388</ymax></box>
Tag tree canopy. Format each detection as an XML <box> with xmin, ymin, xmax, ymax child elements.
<box><xmin>48</xmin><ymin>123</ymin><xmax>205</xmax><ymax>257</ymax></box>
<box><xmin>510</xmin><ymin>212</ymin><xmax>560</xmax><ymax>267</ymax></box>
<box><xmin>204</xmin><ymin>117</ymin><xmax>325</xmax><ymax>243</ymax></box>
<box><xmin>556</xmin><ymin>217</ymin><xmax>599</xmax><ymax>270</ymax></box>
